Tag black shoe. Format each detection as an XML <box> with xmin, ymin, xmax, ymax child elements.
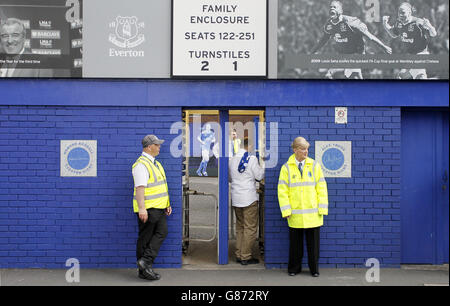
<box><xmin>137</xmin><ymin>258</ymin><xmax>151</xmax><ymax>271</ymax></box>
<box><xmin>240</xmin><ymin>258</ymin><xmax>259</xmax><ymax>265</ymax></box>
<box><xmin>138</xmin><ymin>270</ymin><xmax>150</xmax><ymax>280</ymax></box>
<box><xmin>138</xmin><ymin>269</ymin><xmax>160</xmax><ymax>280</ymax></box>
<box><xmin>311</xmin><ymin>272</ymin><xmax>320</xmax><ymax>277</ymax></box>
<box><xmin>139</xmin><ymin>268</ymin><xmax>161</xmax><ymax>281</ymax></box>
<box><xmin>236</xmin><ymin>258</ymin><xmax>242</xmax><ymax>263</ymax></box>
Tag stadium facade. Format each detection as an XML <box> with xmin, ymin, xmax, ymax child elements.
<box><xmin>1</xmin><ymin>0</ymin><xmax>449</xmax><ymax>269</ymax></box>
<box><xmin>1</xmin><ymin>80</ymin><xmax>448</xmax><ymax>269</ymax></box>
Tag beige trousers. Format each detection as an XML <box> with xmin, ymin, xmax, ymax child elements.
<box><xmin>233</xmin><ymin>201</ymin><xmax>258</xmax><ymax>261</ymax></box>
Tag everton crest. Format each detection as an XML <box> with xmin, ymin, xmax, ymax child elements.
<box><xmin>109</xmin><ymin>16</ymin><xmax>145</xmax><ymax>48</ymax></box>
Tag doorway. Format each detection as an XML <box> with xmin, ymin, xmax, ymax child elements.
<box><xmin>181</xmin><ymin>109</ymin><xmax>266</xmax><ymax>268</ymax></box>
<box><xmin>401</xmin><ymin>108</ymin><xmax>449</xmax><ymax>264</ymax></box>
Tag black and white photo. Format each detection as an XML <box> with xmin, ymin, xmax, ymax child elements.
<box><xmin>0</xmin><ymin>0</ymin><xmax>82</xmax><ymax>78</ymax></box>
<box><xmin>278</xmin><ymin>0</ymin><xmax>449</xmax><ymax>80</ymax></box>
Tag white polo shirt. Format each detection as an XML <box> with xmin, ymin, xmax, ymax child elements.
<box><xmin>132</xmin><ymin>152</ymin><xmax>155</xmax><ymax>187</ymax></box>
<box><xmin>229</xmin><ymin>149</ymin><xmax>265</xmax><ymax>207</ymax></box>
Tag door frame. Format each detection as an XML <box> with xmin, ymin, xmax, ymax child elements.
<box><xmin>183</xmin><ymin>109</ymin><xmax>265</xmax><ymax>265</ymax></box>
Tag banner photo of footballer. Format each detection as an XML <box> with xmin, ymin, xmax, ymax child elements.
<box><xmin>278</xmin><ymin>0</ymin><xmax>449</xmax><ymax>80</ymax></box>
<box><xmin>0</xmin><ymin>0</ymin><xmax>82</xmax><ymax>78</ymax></box>
<box><xmin>186</xmin><ymin>114</ymin><xmax>220</xmax><ymax>178</ymax></box>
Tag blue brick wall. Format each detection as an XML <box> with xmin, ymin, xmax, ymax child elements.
<box><xmin>0</xmin><ymin>104</ymin><xmax>402</xmax><ymax>269</ymax></box>
<box><xmin>0</xmin><ymin>106</ymin><xmax>182</xmax><ymax>268</ymax></box>
<box><xmin>264</xmin><ymin>106</ymin><xmax>401</xmax><ymax>268</ymax></box>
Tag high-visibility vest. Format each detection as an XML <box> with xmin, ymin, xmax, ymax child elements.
<box><xmin>233</xmin><ymin>139</ymin><xmax>241</xmax><ymax>155</ymax></box>
<box><xmin>132</xmin><ymin>155</ymin><xmax>170</xmax><ymax>213</ymax></box>
<box><xmin>277</xmin><ymin>155</ymin><xmax>328</xmax><ymax>228</ymax></box>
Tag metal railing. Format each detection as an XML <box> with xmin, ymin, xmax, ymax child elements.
<box><xmin>182</xmin><ymin>188</ymin><xmax>218</xmax><ymax>254</ymax></box>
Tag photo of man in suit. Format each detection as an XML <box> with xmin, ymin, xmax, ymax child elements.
<box><xmin>0</xmin><ymin>18</ymin><xmax>53</xmax><ymax>77</ymax></box>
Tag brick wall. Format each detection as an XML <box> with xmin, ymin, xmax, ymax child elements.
<box><xmin>264</xmin><ymin>106</ymin><xmax>401</xmax><ymax>268</ymax></box>
<box><xmin>0</xmin><ymin>106</ymin><xmax>182</xmax><ymax>268</ymax></box>
<box><xmin>0</xmin><ymin>104</ymin><xmax>403</xmax><ymax>269</ymax></box>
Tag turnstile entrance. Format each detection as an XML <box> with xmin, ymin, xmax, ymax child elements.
<box><xmin>181</xmin><ymin>110</ymin><xmax>265</xmax><ymax>267</ymax></box>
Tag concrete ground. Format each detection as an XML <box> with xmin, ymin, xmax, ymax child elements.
<box><xmin>0</xmin><ymin>265</ymin><xmax>448</xmax><ymax>286</ymax></box>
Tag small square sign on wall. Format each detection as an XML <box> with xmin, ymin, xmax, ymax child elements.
<box><xmin>315</xmin><ymin>141</ymin><xmax>351</xmax><ymax>178</ymax></box>
<box><xmin>61</xmin><ymin>140</ymin><xmax>97</xmax><ymax>177</ymax></box>
<box><xmin>335</xmin><ymin>107</ymin><xmax>347</xmax><ymax>124</ymax></box>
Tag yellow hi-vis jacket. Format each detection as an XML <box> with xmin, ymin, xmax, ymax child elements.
<box><xmin>278</xmin><ymin>155</ymin><xmax>328</xmax><ymax>228</ymax></box>
<box><xmin>233</xmin><ymin>139</ymin><xmax>241</xmax><ymax>155</ymax></box>
<box><xmin>132</xmin><ymin>155</ymin><xmax>170</xmax><ymax>213</ymax></box>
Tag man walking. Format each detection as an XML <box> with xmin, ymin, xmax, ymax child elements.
<box><xmin>229</xmin><ymin>138</ymin><xmax>264</xmax><ymax>265</ymax></box>
<box><xmin>278</xmin><ymin>137</ymin><xmax>328</xmax><ymax>277</ymax></box>
<box><xmin>132</xmin><ymin>135</ymin><xmax>172</xmax><ymax>281</ymax></box>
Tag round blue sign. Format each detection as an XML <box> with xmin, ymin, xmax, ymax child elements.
<box><xmin>67</xmin><ymin>147</ymin><xmax>90</xmax><ymax>170</ymax></box>
<box><xmin>322</xmin><ymin>148</ymin><xmax>344</xmax><ymax>171</ymax></box>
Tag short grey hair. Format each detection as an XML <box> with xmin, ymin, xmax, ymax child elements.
<box><xmin>0</xmin><ymin>18</ymin><xmax>26</xmax><ymax>36</ymax></box>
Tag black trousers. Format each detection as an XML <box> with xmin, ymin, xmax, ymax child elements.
<box><xmin>288</xmin><ymin>227</ymin><xmax>320</xmax><ymax>274</ymax></box>
<box><xmin>136</xmin><ymin>208</ymin><xmax>168</xmax><ymax>266</ymax></box>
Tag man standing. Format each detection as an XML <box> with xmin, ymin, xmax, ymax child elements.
<box><xmin>230</xmin><ymin>129</ymin><xmax>241</xmax><ymax>157</ymax></box>
<box><xmin>278</xmin><ymin>137</ymin><xmax>328</xmax><ymax>277</ymax></box>
<box><xmin>229</xmin><ymin>138</ymin><xmax>264</xmax><ymax>265</ymax></box>
<box><xmin>132</xmin><ymin>135</ymin><xmax>172</xmax><ymax>281</ymax></box>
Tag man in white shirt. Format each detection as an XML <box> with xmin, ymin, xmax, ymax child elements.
<box><xmin>132</xmin><ymin>134</ymin><xmax>172</xmax><ymax>281</ymax></box>
<box><xmin>229</xmin><ymin>138</ymin><xmax>264</xmax><ymax>265</ymax></box>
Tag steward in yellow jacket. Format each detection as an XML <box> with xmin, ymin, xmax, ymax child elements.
<box><xmin>132</xmin><ymin>155</ymin><xmax>170</xmax><ymax>212</ymax></box>
<box><xmin>132</xmin><ymin>134</ymin><xmax>171</xmax><ymax>281</ymax></box>
<box><xmin>278</xmin><ymin>155</ymin><xmax>328</xmax><ymax>228</ymax></box>
<box><xmin>277</xmin><ymin>137</ymin><xmax>328</xmax><ymax>277</ymax></box>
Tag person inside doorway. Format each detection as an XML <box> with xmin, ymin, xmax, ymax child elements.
<box><xmin>229</xmin><ymin>137</ymin><xmax>264</xmax><ymax>265</ymax></box>
<box><xmin>229</xmin><ymin>129</ymin><xmax>241</xmax><ymax>157</ymax></box>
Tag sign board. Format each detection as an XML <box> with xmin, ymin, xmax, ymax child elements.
<box><xmin>278</xmin><ymin>0</ymin><xmax>449</xmax><ymax>80</ymax></box>
<box><xmin>335</xmin><ymin>107</ymin><xmax>348</xmax><ymax>124</ymax></box>
<box><xmin>315</xmin><ymin>141</ymin><xmax>351</xmax><ymax>178</ymax></box>
<box><xmin>2</xmin><ymin>0</ymin><xmax>448</xmax><ymax>80</ymax></box>
<box><xmin>0</xmin><ymin>0</ymin><xmax>81</xmax><ymax>77</ymax></box>
<box><xmin>171</xmin><ymin>0</ymin><xmax>267</xmax><ymax>77</ymax></box>
<box><xmin>82</xmin><ymin>0</ymin><xmax>171</xmax><ymax>78</ymax></box>
<box><xmin>61</xmin><ymin>140</ymin><xmax>97</xmax><ymax>177</ymax></box>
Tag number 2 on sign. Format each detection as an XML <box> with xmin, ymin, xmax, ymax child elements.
<box><xmin>201</xmin><ymin>61</ymin><xmax>209</xmax><ymax>71</ymax></box>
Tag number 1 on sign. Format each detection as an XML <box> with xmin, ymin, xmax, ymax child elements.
<box><xmin>233</xmin><ymin>61</ymin><xmax>237</xmax><ymax>71</ymax></box>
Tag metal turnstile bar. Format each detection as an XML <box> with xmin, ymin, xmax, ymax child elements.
<box><xmin>183</xmin><ymin>190</ymin><xmax>218</xmax><ymax>245</ymax></box>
